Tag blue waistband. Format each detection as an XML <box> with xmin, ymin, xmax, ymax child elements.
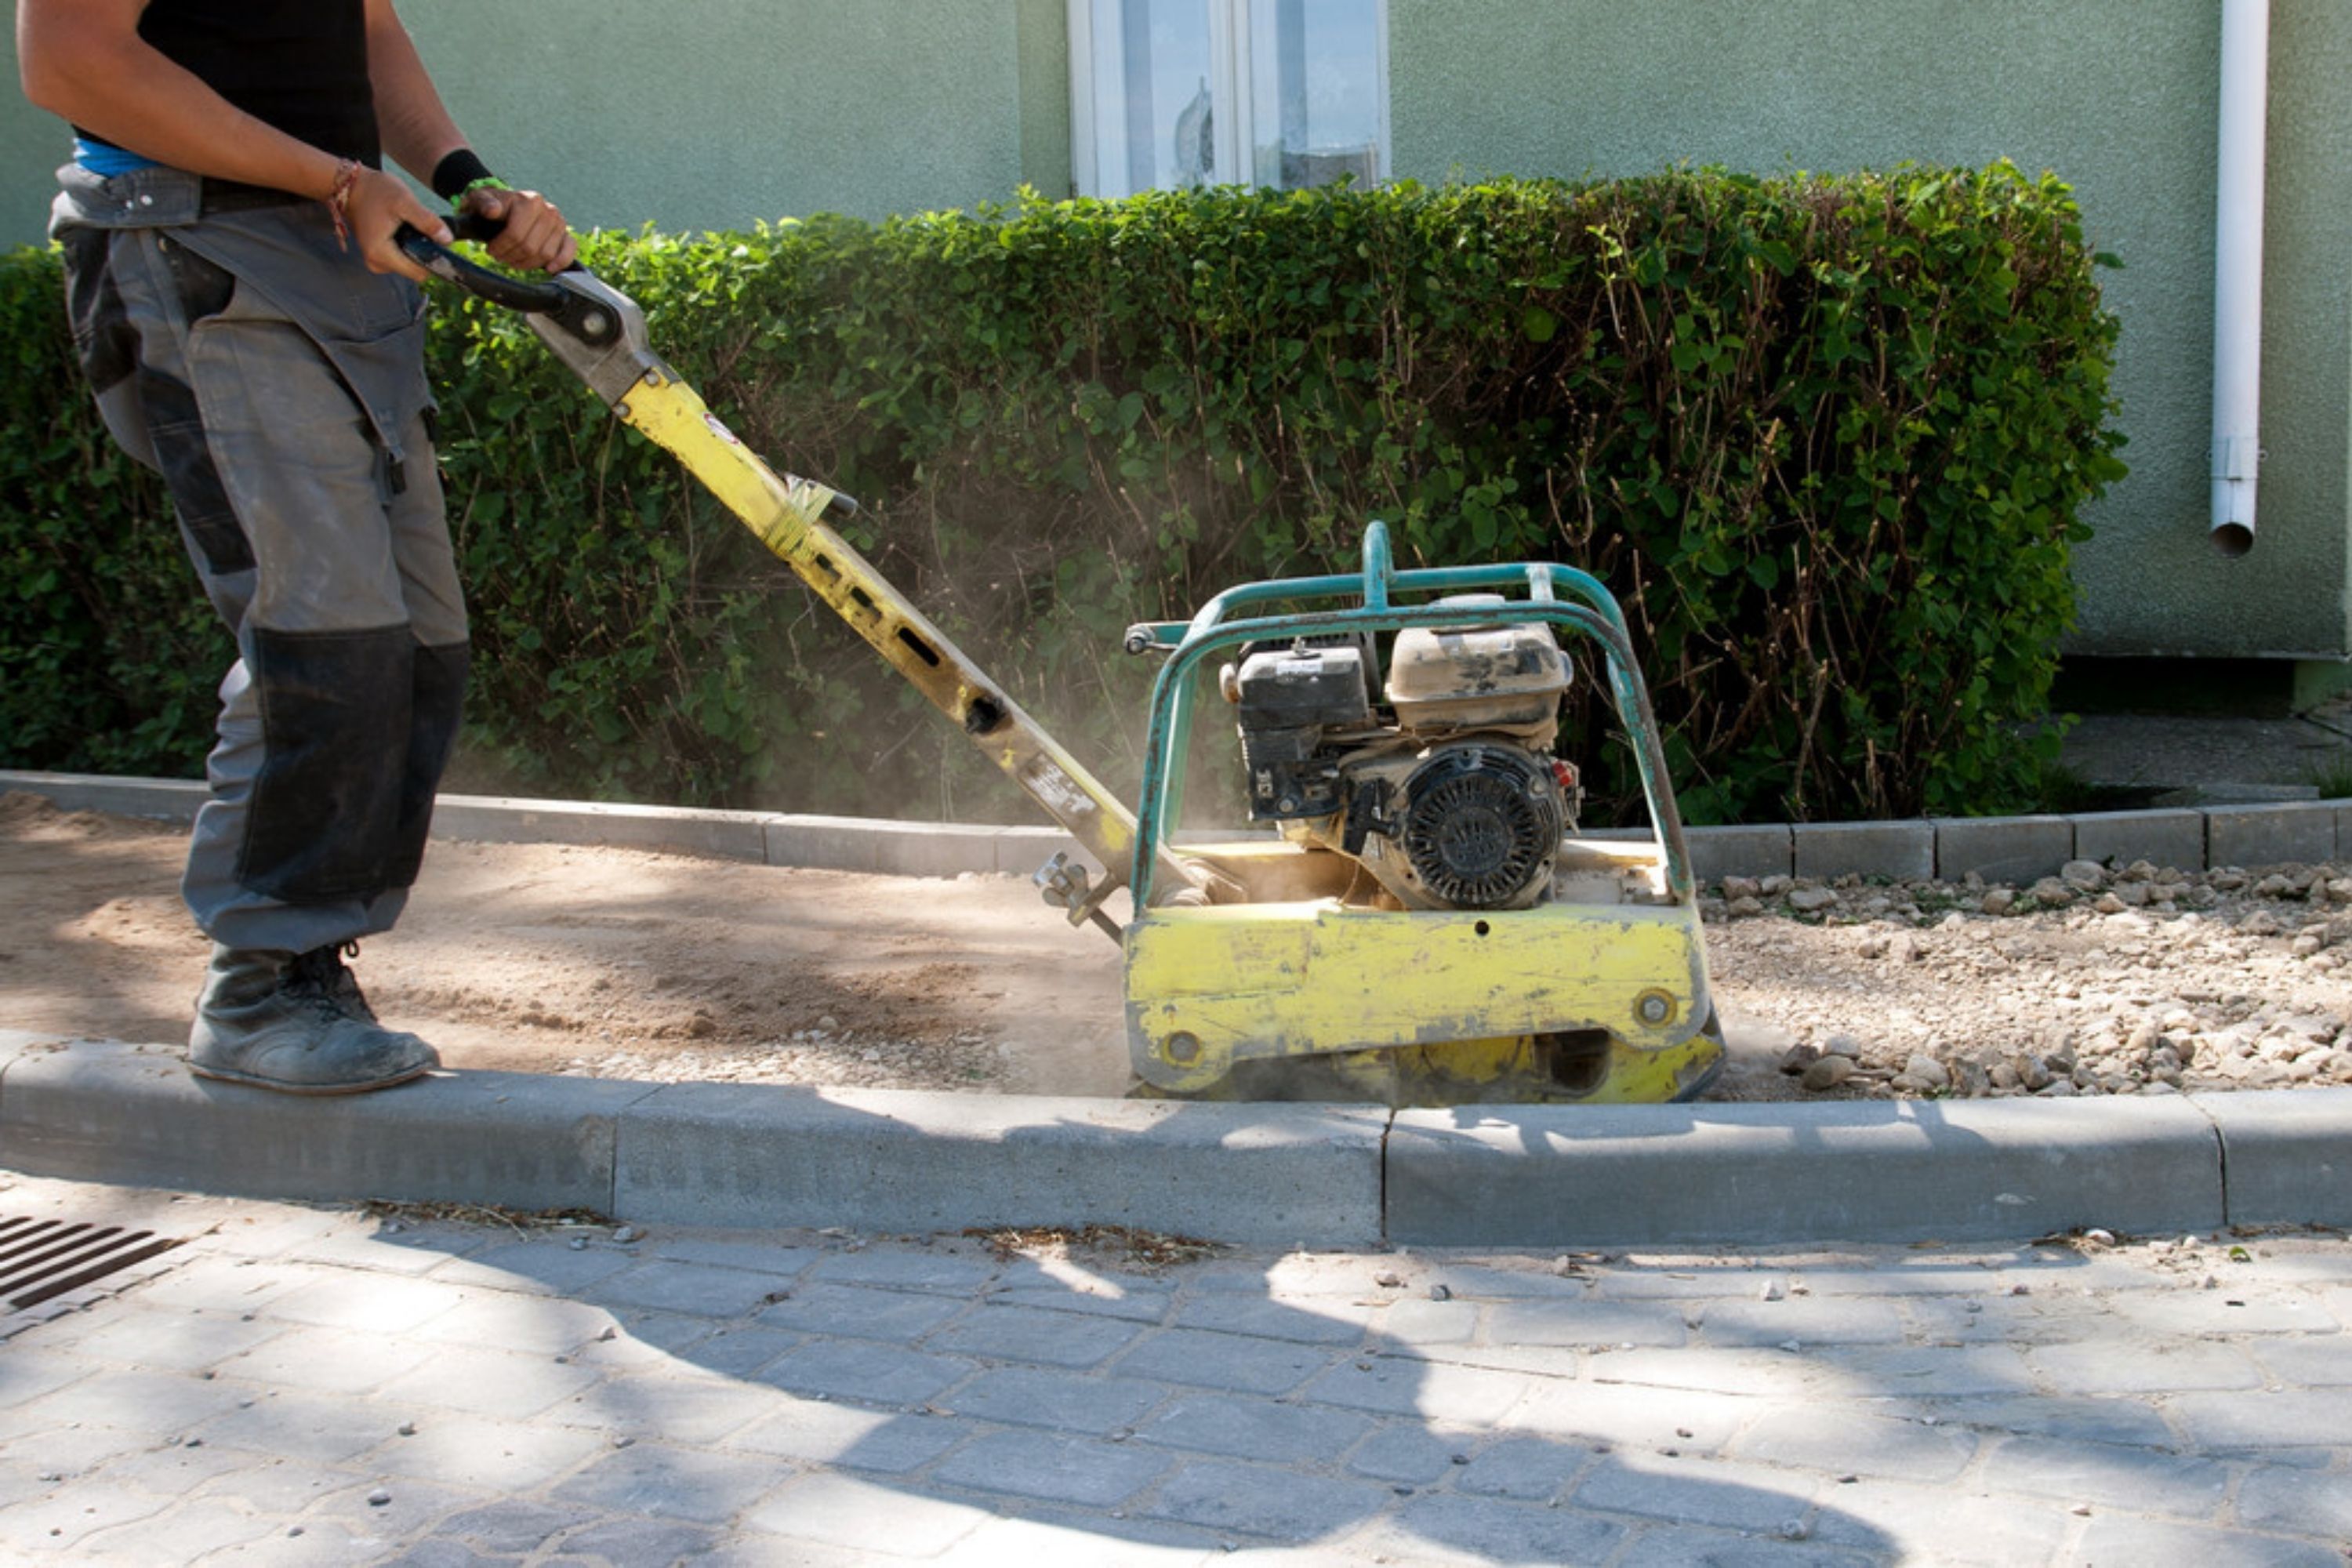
<box><xmin>74</xmin><ymin>136</ymin><xmax>159</xmax><ymax>178</ymax></box>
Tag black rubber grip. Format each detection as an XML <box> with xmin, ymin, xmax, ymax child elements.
<box><xmin>394</xmin><ymin>220</ymin><xmax>568</xmax><ymax>314</ymax></box>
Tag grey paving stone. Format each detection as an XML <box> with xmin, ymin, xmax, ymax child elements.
<box><xmin>585</xmin><ymin>1261</ymin><xmax>803</xmax><ymax>1319</ymax></box>
<box><xmin>1588</xmin><ymin>1265</ymin><xmax>1808</xmax><ymax>1301</ymax></box>
<box><xmin>1693</xmin><ymin>1297</ymin><xmax>1907</xmax><ymax>1348</ymax></box>
<box><xmin>254</xmin><ymin>1272</ymin><xmax>473</xmax><ymax>1338</ymax></box>
<box><xmin>985</xmin><ymin>1284</ymin><xmax>1174</xmax><ymax>1324</ymax></box>
<box><xmin>932</xmin><ymin>1428</ymin><xmax>1174</xmax><ymax>1507</ymax></box>
<box><xmin>81</xmin><ymin>1497</ymin><xmax>287</xmax><ymax>1561</ymax></box>
<box><xmin>1582</xmin><ymin>1343</ymin><xmax>1838</xmax><ymax>1400</ymax></box>
<box><xmin>1805</xmin><ymin>1476</ymin><xmax>2073</xmax><ymax>1564</ymax></box>
<box><xmin>730</xmin><ymin>1401</ymin><xmax>972</xmax><ymax>1474</ymax></box>
<box><xmin>1807</xmin><ymin>1344</ymin><xmax>2038</xmax><ymax>1397</ymax></box>
<box><xmin>640</xmin><ymin>1236</ymin><xmax>822</xmax><ymax>1276</ymax></box>
<box><xmin>373</xmin><ymin>1341</ymin><xmax>607</xmax><ymax>1420</ymax></box>
<box><xmin>937</xmin><ymin>1366</ymin><xmax>1169</xmax><ymax>1436</ymax></box>
<box><xmin>124</xmin><ymin>1253</ymin><xmax>312</xmax><ymax>1314</ymax></box>
<box><xmin>408</xmin><ymin>1294</ymin><xmax>622</xmax><ymax>1357</ymax></box>
<box><xmin>2249</xmin><ymin>1334</ymin><xmax>2352</xmax><ymax>1386</ymax></box>
<box><xmin>85</xmin><ymin>1437</ymin><xmax>257</xmax><ymax>1499</ymax></box>
<box><xmin>365</xmin><ymin>1414</ymin><xmax>608</xmax><ymax>1494</ymax></box>
<box><xmin>2069</xmin><ymin>1515</ymin><xmax>2342</xmax><ymax>1568</ymax></box>
<box><xmin>805</xmin><ymin>1247</ymin><xmax>1000</xmax><ymax>1293</ymax></box>
<box><xmin>1483</xmin><ymin>1298</ymin><xmax>1689</xmax><ymax>1348</ymax></box>
<box><xmin>303</xmin><ymin>1470</ymin><xmax>486</xmax><ymax>1527</ymax></box>
<box><xmin>1915</xmin><ymin>1393</ymin><xmax>2174</xmax><ymax>1450</ymax></box>
<box><xmin>2026</xmin><ymin>1338</ymin><xmax>2263</xmax><ymax>1396</ymax></box>
<box><xmin>1143</xmin><ymin>1458</ymin><xmax>1390</xmax><ymax>1541</ymax></box>
<box><xmin>192</xmin><ymin>1381</ymin><xmax>470</xmax><ymax>1468</ymax></box>
<box><xmin>23</xmin><ymin>1365</ymin><xmax>251</xmax><ymax>1437</ymax></box>
<box><xmin>1454</xmin><ymin>1434</ymin><xmax>1595</xmax><ymax>1501</ymax></box>
<box><xmin>550</xmin><ymin>1516</ymin><xmax>723</xmax><ymax>1566</ymax></box>
<box><xmin>741</xmin><ymin>1472</ymin><xmax>990</xmax><ymax>1557</ymax></box>
<box><xmin>1170</xmin><ymin>1294</ymin><xmax>1371</xmax><ymax>1345</ymax></box>
<box><xmin>1978</xmin><ymin>1433</ymin><xmax>2230</xmax><ymax>1518</ymax></box>
<box><xmin>1933</xmin><ymin>814</ymin><xmax>2074</xmax><ymax>884</ymax></box>
<box><xmin>379</xmin><ymin>1544</ymin><xmax>516</xmax><ymax>1568</ymax></box>
<box><xmin>432</xmin><ymin>1500</ymin><xmax>585</xmax><ymax>1554</ymax></box>
<box><xmin>190</xmin><ymin>1454</ymin><xmax>365</xmax><ymax>1514</ymax></box>
<box><xmin>1138</xmin><ymin>1392</ymin><xmax>1375</xmax><ymax>1464</ymax></box>
<box><xmin>1370</xmin><ymin>1298</ymin><xmax>1482</xmax><ymax>1346</ymax></box>
<box><xmin>1300</xmin><ymin>1356</ymin><xmax>1531</xmax><ymax>1425</ymax></box>
<box><xmin>2170</xmin><ymin>1388</ymin><xmax>2352</xmax><ymax>1450</ymax></box>
<box><xmin>2234</xmin><ymin>1464</ymin><xmax>2352</xmax><ymax>1542</ymax></box>
<box><xmin>1507</xmin><ymin>1378</ymin><xmax>1766</xmax><ymax>1454</ymax></box>
<box><xmin>2109</xmin><ymin>1286</ymin><xmax>2340</xmax><ymax>1336</ymax></box>
<box><xmin>0</xmin><ymin>1482</ymin><xmax>180</xmax><ymax>1554</ymax></box>
<box><xmin>756</xmin><ymin>1338</ymin><xmax>976</xmax><ymax>1407</ymax></box>
<box><xmin>1733</xmin><ymin>1406</ymin><xmax>1976</xmax><ymax>1483</ymax></box>
<box><xmin>1573</xmin><ymin>1451</ymin><xmax>1820</xmax><ymax>1533</ymax></box>
<box><xmin>206</xmin><ymin>1519</ymin><xmax>385</xmax><ymax>1566</ymax></box>
<box><xmin>550</xmin><ymin>1442</ymin><xmax>783</xmax><ymax>1523</ymax></box>
<box><xmin>426</xmin><ymin>1240</ymin><xmax>639</xmax><ymax>1294</ymax></box>
<box><xmin>1345</xmin><ymin>1423</ymin><xmax>1470</xmax><ymax>1485</ymax></box>
<box><xmin>757</xmin><ymin>1283</ymin><xmax>965</xmax><ymax>1342</ymax></box>
<box><xmin>1115</xmin><ymin>1328</ymin><xmax>1335</xmax><ymax>1395</ymax></box>
<box><xmin>214</xmin><ymin>1324</ymin><xmax>441</xmax><ymax>1396</ymax></box>
<box><xmin>933</xmin><ymin>1512</ymin><xmax>1227</xmax><ymax>1567</ymax></box>
<box><xmin>573</xmin><ymin>1369</ymin><xmax>781</xmax><ymax>1445</ymax></box>
<box><xmin>38</xmin><ymin>1303</ymin><xmax>287</xmax><ymax>1372</ymax></box>
<box><xmin>1612</xmin><ymin>1524</ymin><xmax>1885</xmax><ymax>1566</ymax></box>
<box><xmin>925</xmin><ymin>1303</ymin><xmax>1145</xmax><ymax>1369</ymax></box>
<box><xmin>675</xmin><ymin>1325</ymin><xmax>800</xmax><ymax>1378</ymax></box>
<box><xmin>1359</xmin><ymin>1491</ymin><xmax>1629</xmax><ymax>1565</ymax></box>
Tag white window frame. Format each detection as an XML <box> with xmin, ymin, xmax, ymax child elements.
<box><xmin>1069</xmin><ymin>0</ymin><xmax>1391</xmax><ymax>199</ymax></box>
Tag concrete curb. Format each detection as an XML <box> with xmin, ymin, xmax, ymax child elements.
<box><xmin>6</xmin><ymin>771</ymin><xmax>2350</xmax><ymax>1247</ymax></box>
<box><xmin>3</xmin><ymin>1038</ymin><xmax>2347</xmax><ymax>1247</ymax></box>
<box><xmin>5</xmin><ymin>768</ymin><xmax>2343</xmax><ymax>882</ymax></box>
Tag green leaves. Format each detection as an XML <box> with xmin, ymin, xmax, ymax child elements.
<box><xmin>0</xmin><ymin>162</ymin><xmax>2122</xmax><ymax>827</ymax></box>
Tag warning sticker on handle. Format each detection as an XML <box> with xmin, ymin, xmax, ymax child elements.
<box><xmin>1019</xmin><ymin>757</ymin><xmax>1098</xmax><ymax>821</ymax></box>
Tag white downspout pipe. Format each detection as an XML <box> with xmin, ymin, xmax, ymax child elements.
<box><xmin>2210</xmin><ymin>0</ymin><xmax>2269</xmax><ymax>557</ymax></box>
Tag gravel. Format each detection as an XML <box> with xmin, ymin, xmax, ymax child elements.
<box><xmin>1705</xmin><ymin>854</ymin><xmax>2352</xmax><ymax>1102</ymax></box>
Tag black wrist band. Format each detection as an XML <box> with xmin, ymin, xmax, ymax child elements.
<box><xmin>430</xmin><ymin>148</ymin><xmax>497</xmax><ymax>202</ymax></box>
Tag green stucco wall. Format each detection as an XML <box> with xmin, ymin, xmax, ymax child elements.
<box><xmin>1388</xmin><ymin>0</ymin><xmax>2352</xmax><ymax>659</ymax></box>
<box><xmin>0</xmin><ymin>1</ymin><xmax>1037</xmax><ymax>238</ymax></box>
<box><xmin>0</xmin><ymin>2</ymin><xmax>2342</xmax><ymax>660</ymax></box>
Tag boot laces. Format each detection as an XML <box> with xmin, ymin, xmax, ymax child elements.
<box><xmin>286</xmin><ymin>941</ymin><xmax>377</xmax><ymax>1022</ymax></box>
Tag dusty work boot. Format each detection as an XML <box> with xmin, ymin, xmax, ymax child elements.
<box><xmin>188</xmin><ymin>943</ymin><xmax>438</xmax><ymax>1095</ymax></box>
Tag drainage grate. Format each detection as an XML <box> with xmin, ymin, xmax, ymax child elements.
<box><xmin>0</xmin><ymin>1216</ymin><xmax>183</xmax><ymax>1313</ymax></box>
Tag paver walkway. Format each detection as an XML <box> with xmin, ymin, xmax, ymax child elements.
<box><xmin>2</xmin><ymin>1175</ymin><xmax>2348</xmax><ymax>1566</ymax></box>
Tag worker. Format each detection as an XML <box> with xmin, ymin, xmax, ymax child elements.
<box><xmin>16</xmin><ymin>1</ymin><xmax>575</xmax><ymax>1093</ymax></box>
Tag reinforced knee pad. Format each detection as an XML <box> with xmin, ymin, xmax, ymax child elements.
<box><xmin>241</xmin><ymin>624</ymin><xmax>416</xmax><ymax>902</ymax></box>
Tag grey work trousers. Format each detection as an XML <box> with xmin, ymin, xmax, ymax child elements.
<box><xmin>55</xmin><ymin>165</ymin><xmax>469</xmax><ymax>955</ymax></box>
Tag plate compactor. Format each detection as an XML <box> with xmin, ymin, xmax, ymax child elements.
<box><xmin>402</xmin><ymin>223</ymin><xmax>1725</xmax><ymax>1106</ymax></box>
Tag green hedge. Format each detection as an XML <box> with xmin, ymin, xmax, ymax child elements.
<box><xmin>0</xmin><ymin>164</ymin><xmax>2123</xmax><ymax>826</ymax></box>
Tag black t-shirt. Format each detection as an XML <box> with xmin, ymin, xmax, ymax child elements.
<box><xmin>89</xmin><ymin>0</ymin><xmax>379</xmax><ymax>166</ymax></box>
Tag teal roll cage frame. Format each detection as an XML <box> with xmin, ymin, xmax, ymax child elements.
<box><xmin>1123</xmin><ymin>521</ymin><xmax>1695</xmax><ymax>910</ymax></box>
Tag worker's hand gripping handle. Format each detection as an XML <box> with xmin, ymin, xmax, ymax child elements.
<box><xmin>394</xmin><ymin>212</ymin><xmax>579</xmax><ymax>315</ymax></box>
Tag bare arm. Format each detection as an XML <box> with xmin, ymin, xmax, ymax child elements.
<box><xmin>16</xmin><ymin>0</ymin><xmax>449</xmax><ymax>278</ymax></box>
<box><xmin>367</xmin><ymin>0</ymin><xmax>575</xmax><ymax>273</ymax></box>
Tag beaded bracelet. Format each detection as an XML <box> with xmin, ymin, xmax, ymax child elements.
<box><xmin>325</xmin><ymin>158</ymin><xmax>361</xmax><ymax>249</ymax></box>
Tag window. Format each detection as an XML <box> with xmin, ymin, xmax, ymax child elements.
<box><xmin>1069</xmin><ymin>0</ymin><xmax>1389</xmax><ymax>198</ymax></box>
